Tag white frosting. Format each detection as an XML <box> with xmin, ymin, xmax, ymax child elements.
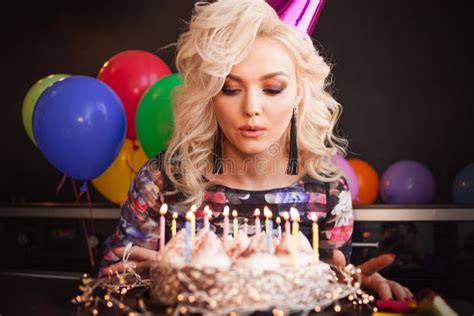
<box><xmin>161</xmin><ymin>229</ymin><xmax>187</xmax><ymax>269</ymax></box>
<box><xmin>235</xmin><ymin>252</ymin><xmax>281</xmax><ymax>271</ymax></box>
<box><xmin>275</xmin><ymin>232</ymin><xmax>318</xmax><ymax>267</ymax></box>
<box><xmin>227</xmin><ymin>231</ymin><xmax>251</xmax><ymax>259</ymax></box>
<box><xmin>235</xmin><ymin>232</ymin><xmax>280</xmax><ymax>271</ymax></box>
<box><xmin>189</xmin><ymin>230</ymin><xmax>232</xmax><ymax>270</ymax></box>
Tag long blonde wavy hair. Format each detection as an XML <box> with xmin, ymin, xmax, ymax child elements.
<box><xmin>164</xmin><ymin>0</ymin><xmax>347</xmax><ymax>206</ymax></box>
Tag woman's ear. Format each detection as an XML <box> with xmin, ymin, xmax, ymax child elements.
<box><xmin>296</xmin><ymin>84</ymin><xmax>304</xmax><ymax>106</ymax></box>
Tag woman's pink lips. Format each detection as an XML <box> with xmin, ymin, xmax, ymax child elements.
<box><xmin>239</xmin><ymin>130</ymin><xmax>265</xmax><ymax>137</ymax></box>
<box><xmin>238</xmin><ymin>125</ymin><xmax>266</xmax><ymax>137</ymax></box>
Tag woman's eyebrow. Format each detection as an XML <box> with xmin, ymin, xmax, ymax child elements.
<box><xmin>226</xmin><ymin>71</ymin><xmax>289</xmax><ymax>82</ymax></box>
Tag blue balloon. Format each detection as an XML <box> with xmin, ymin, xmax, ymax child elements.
<box><xmin>452</xmin><ymin>163</ymin><xmax>474</xmax><ymax>204</ymax></box>
<box><xmin>33</xmin><ymin>76</ymin><xmax>126</xmax><ymax>181</ymax></box>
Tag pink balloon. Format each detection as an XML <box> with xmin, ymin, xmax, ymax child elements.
<box><xmin>332</xmin><ymin>154</ymin><xmax>359</xmax><ymax>201</ymax></box>
<box><xmin>267</xmin><ymin>0</ymin><xmax>326</xmax><ymax>35</ymax></box>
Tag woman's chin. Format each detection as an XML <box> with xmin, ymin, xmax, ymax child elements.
<box><xmin>235</xmin><ymin>143</ymin><xmax>274</xmax><ymax>156</ymax></box>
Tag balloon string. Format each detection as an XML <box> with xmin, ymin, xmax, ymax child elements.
<box><xmin>72</xmin><ymin>179</ymin><xmax>96</xmax><ymax>268</ymax></box>
<box><xmin>56</xmin><ymin>174</ymin><xmax>67</xmax><ymax>195</ymax></box>
<box><xmin>71</xmin><ymin>178</ymin><xmax>80</xmax><ymax>205</ymax></box>
<box><xmin>84</xmin><ymin>182</ymin><xmax>96</xmax><ymax>236</ymax></box>
<box><xmin>126</xmin><ymin>140</ymin><xmax>140</xmax><ymax>174</ymax></box>
<box><xmin>84</xmin><ymin>182</ymin><xmax>98</xmax><ymax>260</ymax></box>
<box><xmin>74</xmin><ymin>186</ymin><xmax>85</xmax><ymax>205</ymax></box>
<box><xmin>127</xmin><ymin>140</ymin><xmax>140</xmax><ymax>184</ymax></box>
<box><xmin>81</xmin><ymin>218</ymin><xmax>95</xmax><ymax>267</ymax></box>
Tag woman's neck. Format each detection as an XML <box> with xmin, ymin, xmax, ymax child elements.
<box><xmin>207</xmin><ymin>142</ymin><xmax>304</xmax><ymax>191</ymax></box>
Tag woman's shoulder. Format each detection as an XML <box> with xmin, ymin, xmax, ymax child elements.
<box><xmin>134</xmin><ymin>150</ymin><xmax>179</xmax><ymax>191</ymax></box>
<box><xmin>303</xmin><ymin>173</ymin><xmax>349</xmax><ymax>192</ymax></box>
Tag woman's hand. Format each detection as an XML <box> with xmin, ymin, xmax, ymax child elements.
<box><xmin>102</xmin><ymin>246</ymin><xmax>158</xmax><ymax>277</ymax></box>
<box><xmin>333</xmin><ymin>250</ymin><xmax>414</xmax><ymax>301</ymax></box>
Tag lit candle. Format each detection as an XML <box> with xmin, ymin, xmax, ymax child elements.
<box><xmin>204</xmin><ymin>205</ymin><xmax>211</xmax><ymax>233</ymax></box>
<box><xmin>283</xmin><ymin>211</ymin><xmax>290</xmax><ymax>236</ymax></box>
<box><xmin>223</xmin><ymin>206</ymin><xmax>230</xmax><ymax>249</ymax></box>
<box><xmin>190</xmin><ymin>205</ymin><xmax>197</xmax><ymax>243</ymax></box>
<box><xmin>276</xmin><ymin>216</ymin><xmax>282</xmax><ymax>240</ymax></box>
<box><xmin>171</xmin><ymin>212</ymin><xmax>177</xmax><ymax>237</ymax></box>
<box><xmin>264</xmin><ymin>206</ymin><xmax>271</xmax><ymax>233</ymax></box>
<box><xmin>232</xmin><ymin>210</ymin><xmax>238</xmax><ymax>239</ymax></box>
<box><xmin>266</xmin><ymin>209</ymin><xmax>273</xmax><ymax>253</ymax></box>
<box><xmin>159</xmin><ymin>203</ymin><xmax>168</xmax><ymax>258</ymax></box>
<box><xmin>185</xmin><ymin>211</ymin><xmax>192</xmax><ymax>263</ymax></box>
<box><xmin>290</xmin><ymin>207</ymin><xmax>300</xmax><ymax>266</ymax></box>
<box><xmin>243</xmin><ymin>218</ymin><xmax>248</xmax><ymax>236</ymax></box>
<box><xmin>311</xmin><ymin>212</ymin><xmax>319</xmax><ymax>261</ymax></box>
<box><xmin>254</xmin><ymin>208</ymin><xmax>261</xmax><ymax>237</ymax></box>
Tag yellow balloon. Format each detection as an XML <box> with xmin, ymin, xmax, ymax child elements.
<box><xmin>92</xmin><ymin>139</ymin><xmax>148</xmax><ymax>205</ymax></box>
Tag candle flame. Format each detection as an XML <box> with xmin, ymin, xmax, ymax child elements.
<box><xmin>190</xmin><ymin>205</ymin><xmax>197</xmax><ymax>213</ymax></box>
<box><xmin>204</xmin><ymin>205</ymin><xmax>212</xmax><ymax>218</ymax></box>
<box><xmin>186</xmin><ymin>211</ymin><xmax>193</xmax><ymax>220</ymax></box>
<box><xmin>160</xmin><ymin>203</ymin><xmax>168</xmax><ymax>215</ymax></box>
<box><xmin>276</xmin><ymin>216</ymin><xmax>281</xmax><ymax>224</ymax></box>
<box><xmin>290</xmin><ymin>207</ymin><xmax>300</xmax><ymax>221</ymax></box>
<box><xmin>223</xmin><ymin>205</ymin><xmax>230</xmax><ymax>216</ymax></box>
<box><xmin>232</xmin><ymin>210</ymin><xmax>238</xmax><ymax>217</ymax></box>
<box><xmin>263</xmin><ymin>206</ymin><xmax>272</xmax><ymax>218</ymax></box>
<box><xmin>244</xmin><ymin>218</ymin><xmax>248</xmax><ymax>223</ymax></box>
<box><xmin>172</xmin><ymin>212</ymin><xmax>178</xmax><ymax>219</ymax></box>
<box><xmin>311</xmin><ymin>212</ymin><xmax>318</xmax><ymax>221</ymax></box>
<box><xmin>283</xmin><ymin>211</ymin><xmax>289</xmax><ymax>221</ymax></box>
<box><xmin>254</xmin><ymin>208</ymin><xmax>261</xmax><ymax>217</ymax></box>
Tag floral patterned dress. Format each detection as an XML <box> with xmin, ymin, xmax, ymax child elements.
<box><xmin>99</xmin><ymin>153</ymin><xmax>354</xmax><ymax>275</ymax></box>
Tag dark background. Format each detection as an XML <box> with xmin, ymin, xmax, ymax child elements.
<box><xmin>2</xmin><ymin>0</ymin><xmax>473</xmax><ymax>204</ymax></box>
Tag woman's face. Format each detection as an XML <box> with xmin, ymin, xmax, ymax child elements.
<box><xmin>212</xmin><ymin>38</ymin><xmax>302</xmax><ymax>157</ymax></box>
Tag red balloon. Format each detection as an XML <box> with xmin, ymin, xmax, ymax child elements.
<box><xmin>98</xmin><ymin>50</ymin><xmax>171</xmax><ymax>139</ymax></box>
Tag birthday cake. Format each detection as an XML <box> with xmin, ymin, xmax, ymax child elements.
<box><xmin>150</xmin><ymin>228</ymin><xmax>347</xmax><ymax>313</ymax></box>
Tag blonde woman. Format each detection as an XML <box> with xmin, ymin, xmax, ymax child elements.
<box><xmin>100</xmin><ymin>0</ymin><xmax>412</xmax><ymax>301</ymax></box>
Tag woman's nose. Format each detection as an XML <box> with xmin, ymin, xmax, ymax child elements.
<box><xmin>243</xmin><ymin>89</ymin><xmax>262</xmax><ymax>117</ymax></box>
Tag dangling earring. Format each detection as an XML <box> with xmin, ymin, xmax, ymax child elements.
<box><xmin>286</xmin><ymin>105</ymin><xmax>298</xmax><ymax>175</ymax></box>
<box><xmin>213</xmin><ymin>128</ymin><xmax>223</xmax><ymax>174</ymax></box>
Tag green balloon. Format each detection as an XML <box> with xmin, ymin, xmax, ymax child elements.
<box><xmin>22</xmin><ymin>74</ymin><xmax>71</xmax><ymax>145</ymax></box>
<box><xmin>136</xmin><ymin>73</ymin><xmax>183</xmax><ymax>157</ymax></box>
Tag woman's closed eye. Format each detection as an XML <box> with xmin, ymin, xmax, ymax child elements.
<box><xmin>221</xmin><ymin>87</ymin><xmax>241</xmax><ymax>96</ymax></box>
<box><xmin>221</xmin><ymin>86</ymin><xmax>285</xmax><ymax>96</ymax></box>
<box><xmin>263</xmin><ymin>86</ymin><xmax>284</xmax><ymax>95</ymax></box>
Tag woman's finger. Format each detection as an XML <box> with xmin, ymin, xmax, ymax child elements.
<box><xmin>143</xmin><ymin>191</ymin><xmax>158</xmax><ymax>207</ymax></box>
<box><xmin>388</xmin><ymin>280</ymin><xmax>407</xmax><ymax>301</ymax></box>
<box><xmin>403</xmin><ymin>286</ymin><xmax>414</xmax><ymax>299</ymax></box>
<box><xmin>358</xmin><ymin>254</ymin><xmax>395</xmax><ymax>276</ymax></box>
<box><xmin>332</xmin><ymin>249</ymin><xmax>347</xmax><ymax>267</ymax></box>
<box><xmin>139</xmin><ymin>184</ymin><xmax>158</xmax><ymax>207</ymax></box>
<box><xmin>372</xmin><ymin>277</ymin><xmax>393</xmax><ymax>300</ymax></box>
<box><xmin>144</xmin><ymin>184</ymin><xmax>159</xmax><ymax>199</ymax></box>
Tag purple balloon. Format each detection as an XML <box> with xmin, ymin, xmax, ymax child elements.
<box><xmin>380</xmin><ymin>160</ymin><xmax>435</xmax><ymax>204</ymax></box>
<box><xmin>332</xmin><ymin>154</ymin><xmax>359</xmax><ymax>201</ymax></box>
<box><xmin>267</xmin><ymin>0</ymin><xmax>326</xmax><ymax>35</ymax></box>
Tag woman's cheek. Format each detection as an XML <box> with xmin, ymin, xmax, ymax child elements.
<box><xmin>269</xmin><ymin>103</ymin><xmax>293</xmax><ymax>126</ymax></box>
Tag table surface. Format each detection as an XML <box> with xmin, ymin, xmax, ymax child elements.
<box><xmin>0</xmin><ymin>271</ymin><xmax>472</xmax><ymax>316</ymax></box>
